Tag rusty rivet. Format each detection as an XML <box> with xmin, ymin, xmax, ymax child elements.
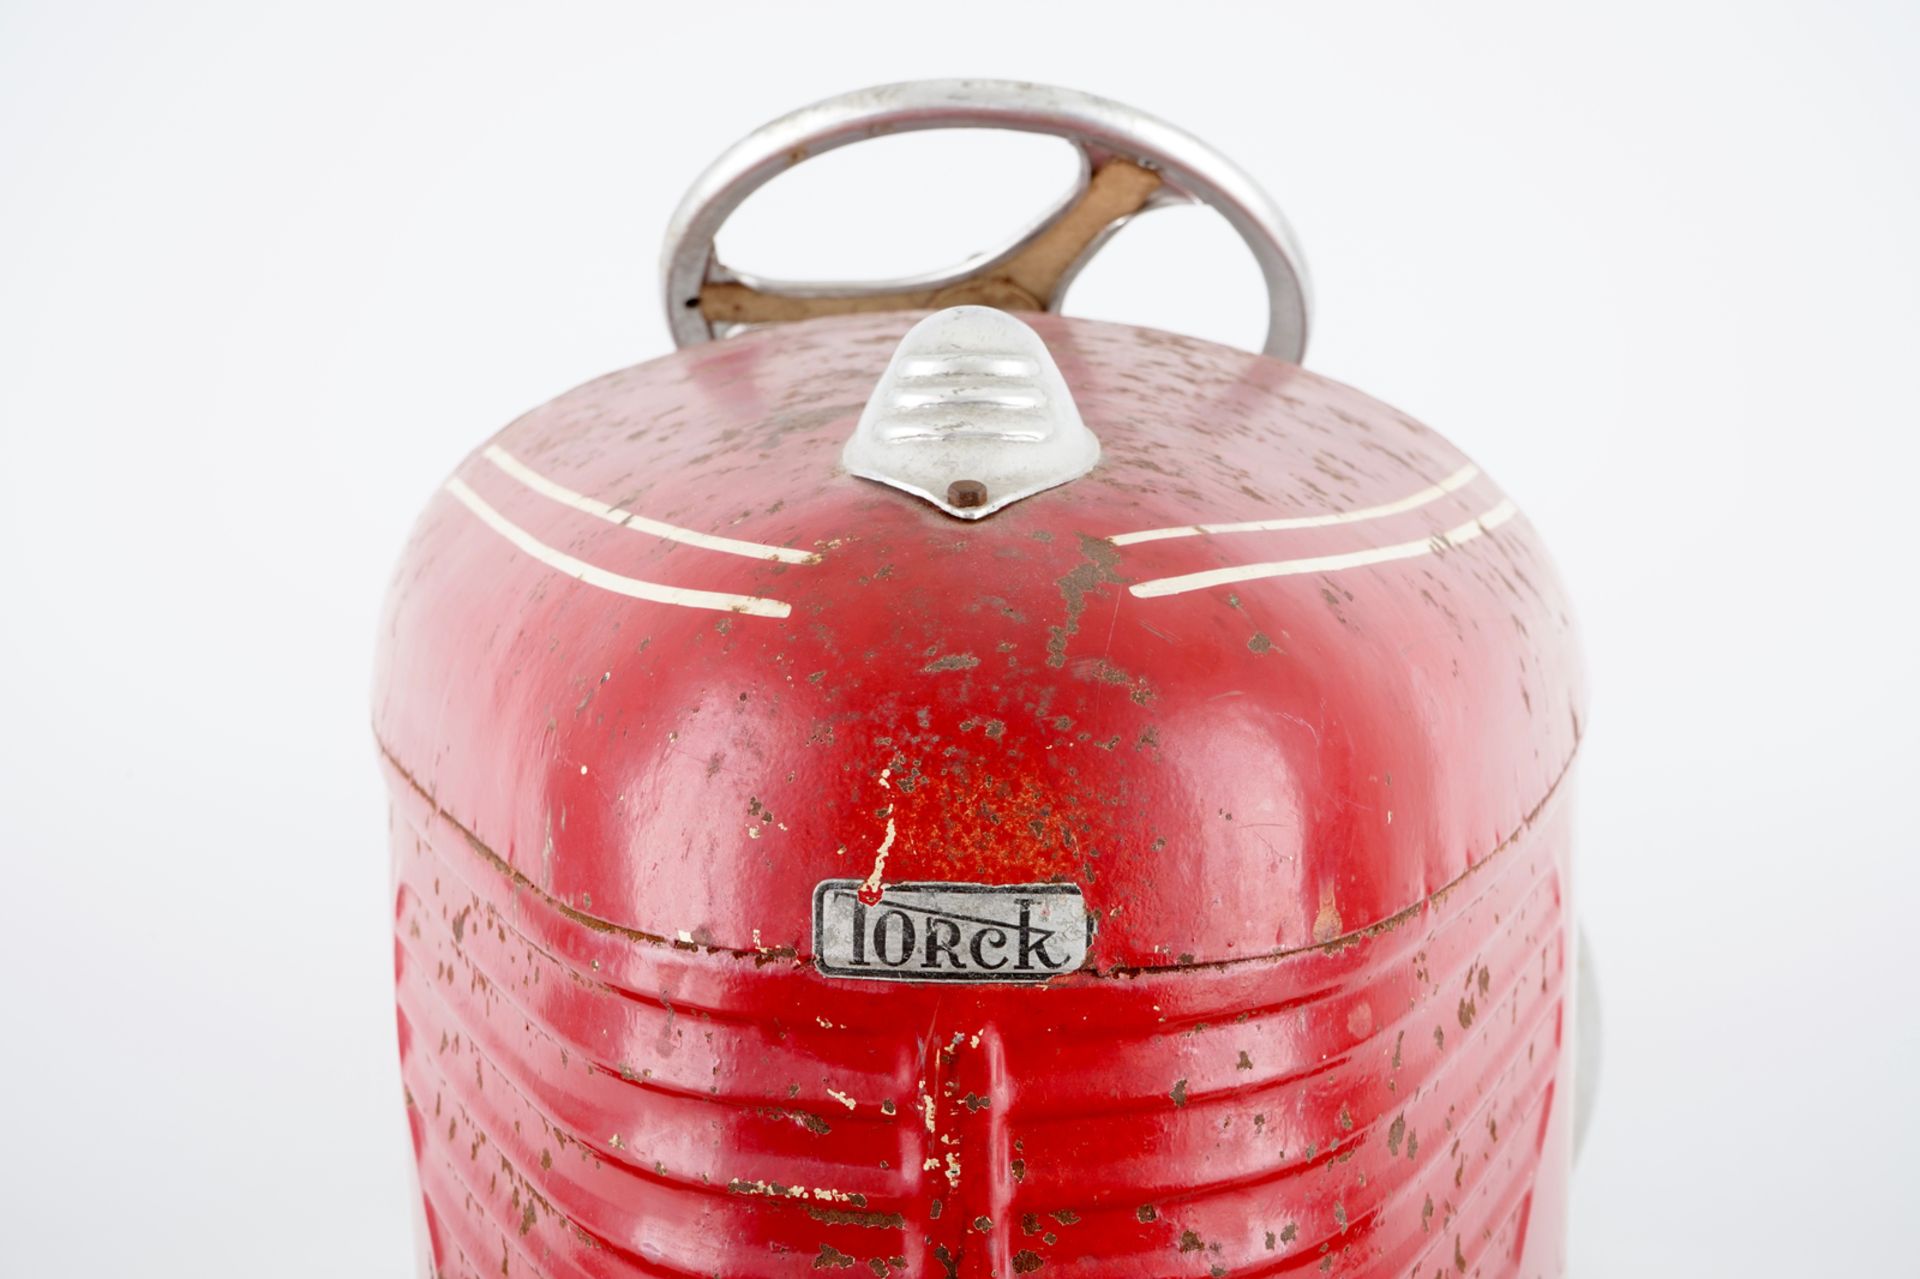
<box><xmin>947</xmin><ymin>479</ymin><xmax>989</xmax><ymax>509</ymax></box>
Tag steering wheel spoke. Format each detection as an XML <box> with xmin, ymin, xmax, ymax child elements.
<box><xmin>696</xmin><ymin>158</ymin><xmax>1163</xmax><ymax>327</ymax></box>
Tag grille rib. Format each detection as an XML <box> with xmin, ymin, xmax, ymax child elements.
<box><xmin>388</xmin><ymin>756</ymin><xmax>1571</xmax><ymax>1277</ymax></box>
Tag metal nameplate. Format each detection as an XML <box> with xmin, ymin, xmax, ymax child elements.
<box><xmin>812</xmin><ymin>880</ymin><xmax>1090</xmax><ymax>983</ymax></box>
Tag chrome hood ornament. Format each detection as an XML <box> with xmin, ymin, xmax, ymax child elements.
<box><xmin>842</xmin><ymin>306</ymin><xmax>1100</xmax><ymax>520</ymax></box>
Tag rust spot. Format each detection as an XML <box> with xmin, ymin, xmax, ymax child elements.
<box><xmin>758</xmin><ymin>1106</ymin><xmax>833</xmax><ymax>1135</ymax></box>
<box><xmin>1170</xmin><ymin>1078</ymin><xmax>1188</xmax><ymax>1108</ymax></box>
<box><xmin>1074</xmin><ymin>657</ymin><xmax>1155</xmax><ymax>705</ymax></box>
<box><xmin>814</xmin><ymin>1243</ymin><xmax>856</xmax><ymax>1270</ymax></box>
<box><xmin>1312</xmin><ymin>885</ymin><xmax>1343</xmax><ymax>945</ymax></box>
<box><xmin>1178</xmin><ymin>1230</ymin><xmax>1203</xmax><ymax>1252</ymax></box>
<box><xmin>1047</xmin><ymin>534</ymin><xmax>1123</xmax><ymax>668</ymax></box>
<box><xmin>806</xmin><ymin>1206</ymin><xmax>907</xmax><ymax>1229</ymax></box>
<box><xmin>1012</xmin><ymin>1249</ymin><xmax>1045</xmax><ymax>1274</ymax></box>
<box><xmin>921</xmin><ymin>652</ymin><xmax>981</xmax><ymax>673</ymax></box>
<box><xmin>1136</xmin><ymin>1205</ymin><xmax>1158</xmax><ymax>1223</ymax></box>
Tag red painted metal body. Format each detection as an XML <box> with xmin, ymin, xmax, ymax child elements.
<box><xmin>376</xmin><ymin>311</ymin><xmax>1583</xmax><ymax>1277</ymax></box>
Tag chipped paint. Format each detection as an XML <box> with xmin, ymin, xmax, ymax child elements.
<box><xmin>857</xmin><ymin>768</ymin><xmax>897</xmax><ymax>906</ymax></box>
<box><xmin>378</xmin><ymin>309</ymin><xmax>1584</xmax><ymax>1278</ymax></box>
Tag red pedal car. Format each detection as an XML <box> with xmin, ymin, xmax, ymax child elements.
<box><xmin>375</xmin><ymin>80</ymin><xmax>1594</xmax><ymax>1278</ymax></box>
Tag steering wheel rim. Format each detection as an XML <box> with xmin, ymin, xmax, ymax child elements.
<box><xmin>659</xmin><ymin>79</ymin><xmax>1314</xmax><ymax>362</ymax></box>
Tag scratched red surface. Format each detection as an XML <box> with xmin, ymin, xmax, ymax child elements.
<box><xmin>375</xmin><ymin>311</ymin><xmax>1584</xmax><ymax>1277</ymax></box>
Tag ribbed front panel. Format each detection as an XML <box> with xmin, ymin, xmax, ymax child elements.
<box><xmin>388</xmin><ymin>753</ymin><xmax>1570</xmax><ymax>1279</ymax></box>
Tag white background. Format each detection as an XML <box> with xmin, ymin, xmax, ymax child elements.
<box><xmin>3</xmin><ymin>2</ymin><xmax>1916</xmax><ymax>1274</ymax></box>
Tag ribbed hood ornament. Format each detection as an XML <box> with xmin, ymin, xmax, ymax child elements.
<box><xmin>842</xmin><ymin>306</ymin><xmax>1100</xmax><ymax>520</ymax></box>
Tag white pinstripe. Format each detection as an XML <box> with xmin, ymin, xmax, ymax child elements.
<box><xmin>444</xmin><ymin>478</ymin><xmax>793</xmax><ymax>618</ymax></box>
<box><xmin>1128</xmin><ymin>499</ymin><xmax>1519</xmax><ymax>599</ymax></box>
<box><xmin>1109</xmin><ymin>464</ymin><xmax>1481</xmax><ymax>546</ymax></box>
<box><xmin>483</xmin><ymin>444</ymin><xmax>816</xmax><ymax>564</ymax></box>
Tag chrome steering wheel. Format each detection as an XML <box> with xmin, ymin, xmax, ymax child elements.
<box><xmin>660</xmin><ymin>79</ymin><xmax>1314</xmax><ymax>362</ymax></box>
